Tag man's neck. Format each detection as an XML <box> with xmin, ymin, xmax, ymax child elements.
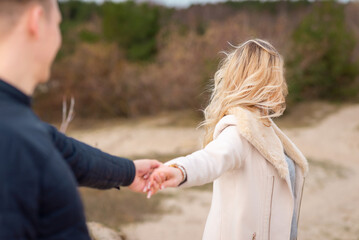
<box><xmin>0</xmin><ymin>76</ymin><xmax>36</xmax><ymax>96</ymax></box>
<box><xmin>0</xmin><ymin>43</ymin><xmax>37</xmax><ymax>96</ymax></box>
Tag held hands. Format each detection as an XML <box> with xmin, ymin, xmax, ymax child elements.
<box><xmin>144</xmin><ymin>165</ymin><xmax>184</xmax><ymax>198</ymax></box>
<box><xmin>128</xmin><ymin>159</ymin><xmax>162</xmax><ymax>193</ymax></box>
<box><xmin>128</xmin><ymin>159</ymin><xmax>186</xmax><ymax>198</ymax></box>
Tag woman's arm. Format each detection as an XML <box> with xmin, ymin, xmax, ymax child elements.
<box><xmin>168</xmin><ymin>125</ymin><xmax>244</xmax><ymax>187</ymax></box>
<box><xmin>148</xmin><ymin>125</ymin><xmax>245</xmax><ymax>194</ymax></box>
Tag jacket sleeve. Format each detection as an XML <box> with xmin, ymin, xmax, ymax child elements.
<box><xmin>47</xmin><ymin>124</ymin><xmax>136</xmax><ymax>189</ymax></box>
<box><xmin>165</xmin><ymin>126</ymin><xmax>245</xmax><ymax>188</ymax></box>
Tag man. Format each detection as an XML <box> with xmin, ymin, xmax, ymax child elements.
<box><xmin>0</xmin><ymin>0</ymin><xmax>160</xmax><ymax>239</ymax></box>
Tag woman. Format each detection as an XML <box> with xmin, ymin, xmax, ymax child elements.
<box><xmin>146</xmin><ymin>39</ymin><xmax>308</xmax><ymax>240</ymax></box>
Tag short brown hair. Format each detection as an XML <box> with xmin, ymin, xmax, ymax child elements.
<box><xmin>0</xmin><ymin>0</ymin><xmax>51</xmax><ymax>34</ymax></box>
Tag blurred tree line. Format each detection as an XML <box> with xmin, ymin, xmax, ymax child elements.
<box><xmin>288</xmin><ymin>1</ymin><xmax>358</xmax><ymax>102</ymax></box>
<box><xmin>58</xmin><ymin>0</ymin><xmax>161</xmax><ymax>61</ymax></box>
<box><xmin>34</xmin><ymin>0</ymin><xmax>359</xmax><ymax>121</ymax></box>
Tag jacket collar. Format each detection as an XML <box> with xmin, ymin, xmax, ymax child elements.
<box><xmin>0</xmin><ymin>79</ymin><xmax>32</xmax><ymax>107</ymax></box>
<box><xmin>214</xmin><ymin>107</ymin><xmax>308</xmax><ymax>179</ymax></box>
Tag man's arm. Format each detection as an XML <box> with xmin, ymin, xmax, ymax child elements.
<box><xmin>47</xmin><ymin>124</ymin><xmax>136</xmax><ymax>189</ymax></box>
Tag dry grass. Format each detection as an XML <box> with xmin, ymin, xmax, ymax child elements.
<box><xmin>62</xmin><ymin>110</ymin><xmax>202</xmax><ymax>134</ymax></box>
<box><xmin>80</xmin><ymin>188</ymin><xmax>174</xmax><ymax>230</ymax></box>
<box><xmin>305</xmin><ymin>158</ymin><xmax>352</xmax><ymax>191</ymax></box>
<box><xmin>138</xmin><ymin>110</ymin><xmax>202</xmax><ymax>128</ymax></box>
<box><xmin>275</xmin><ymin>101</ymin><xmax>342</xmax><ymax>129</ymax></box>
<box><xmin>308</xmin><ymin>158</ymin><xmax>351</xmax><ymax>179</ymax></box>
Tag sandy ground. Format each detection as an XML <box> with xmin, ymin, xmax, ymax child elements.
<box><xmin>70</xmin><ymin>117</ymin><xmax>203</xmax><ymax>158</ymax></box>
<box><xmin>71</xmin><ymin>104</ymin><xmax>359</xmax><ymax>240</ymax></box>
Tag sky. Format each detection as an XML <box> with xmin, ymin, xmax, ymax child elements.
<box><xmin>81</xmin><ymin>0</ymin><xmax>228</xmax><ymax>8</ymax></box>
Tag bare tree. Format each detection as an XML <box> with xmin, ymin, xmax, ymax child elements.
<box><xmin>60</xmin><ymin>96</ymin><xmax>75</xmax><ymax>134</ymax></box>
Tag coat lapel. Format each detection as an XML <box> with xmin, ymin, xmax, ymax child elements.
<box><xmin>227</xmin><ymin>107</ymin><xmax>309</xmax><ymax>179</ymax></box>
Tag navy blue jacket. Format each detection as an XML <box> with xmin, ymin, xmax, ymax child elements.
<box><xmin>0</xmin><ymin>79</ymin><xmax>136</xmax><ymax>240</ymax></box>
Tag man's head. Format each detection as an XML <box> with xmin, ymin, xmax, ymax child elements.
<box><xmin>0</xmin><ymin>0</ymin><xmax>62</xmax><ymax>94</ymax></box>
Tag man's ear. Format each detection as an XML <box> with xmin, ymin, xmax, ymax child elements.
<box><xmin>27</xmin><ymin>5</ymin><xmax>44</xmax><ymax>38</ymax></box>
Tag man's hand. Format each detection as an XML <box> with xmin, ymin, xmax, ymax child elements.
<box><xmin>128</xmin><ymin>159</ymin><xmax>162</xmax><ymax>193</ymax></box>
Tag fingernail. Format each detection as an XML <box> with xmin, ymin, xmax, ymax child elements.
<box><xmin>161</xmin><ymin>185</ymin><xmax>165</xmax><ymax>190</ymax></box>
<box><xmin>143</xmin><ymin>186</ymin><xmax>147</xmax><ymax>192</ymax></box>
<box><xmin>147</xmin><ymin>191</ymin><xmax>152</xmax><ymax>199</ymax></box>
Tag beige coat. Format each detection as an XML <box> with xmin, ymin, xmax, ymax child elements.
<box><xmin>166</xmin><ymin>108</ymin><xmax>309</xmax><ymax>240</ymax></box>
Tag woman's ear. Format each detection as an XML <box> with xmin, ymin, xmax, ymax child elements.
<box><xmin>27</xmin><ymin>5</ymin><xmax>44</xmax><ymax>38</ymax></box>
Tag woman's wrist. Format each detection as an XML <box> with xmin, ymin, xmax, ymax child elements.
<box><xmin>168</xmin><ymin>164</ymin><xmax>187</xmax><ymax>186</ymax></box>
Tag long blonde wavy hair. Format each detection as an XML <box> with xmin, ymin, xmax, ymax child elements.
<box><xmin>201</xmin><ymin>39</ymin><xmax>288</xmax><ymax>146</ymax></box>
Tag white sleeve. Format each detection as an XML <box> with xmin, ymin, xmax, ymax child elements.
<box><xmin>165</xmin><ymin>126</ymin><xmax>245</xmax><ymax>188</ymax></box>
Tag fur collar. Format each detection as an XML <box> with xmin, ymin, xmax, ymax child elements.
<box><xmin>214</xmin><ymin>107</ymin><xmax>308</xmax><ymax>178</ymax></box>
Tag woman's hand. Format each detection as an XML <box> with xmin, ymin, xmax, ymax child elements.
<box><xmin>145</xmin><ymin>165</ymin><xmax>184</xmax><ymax>198</ymax></box>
